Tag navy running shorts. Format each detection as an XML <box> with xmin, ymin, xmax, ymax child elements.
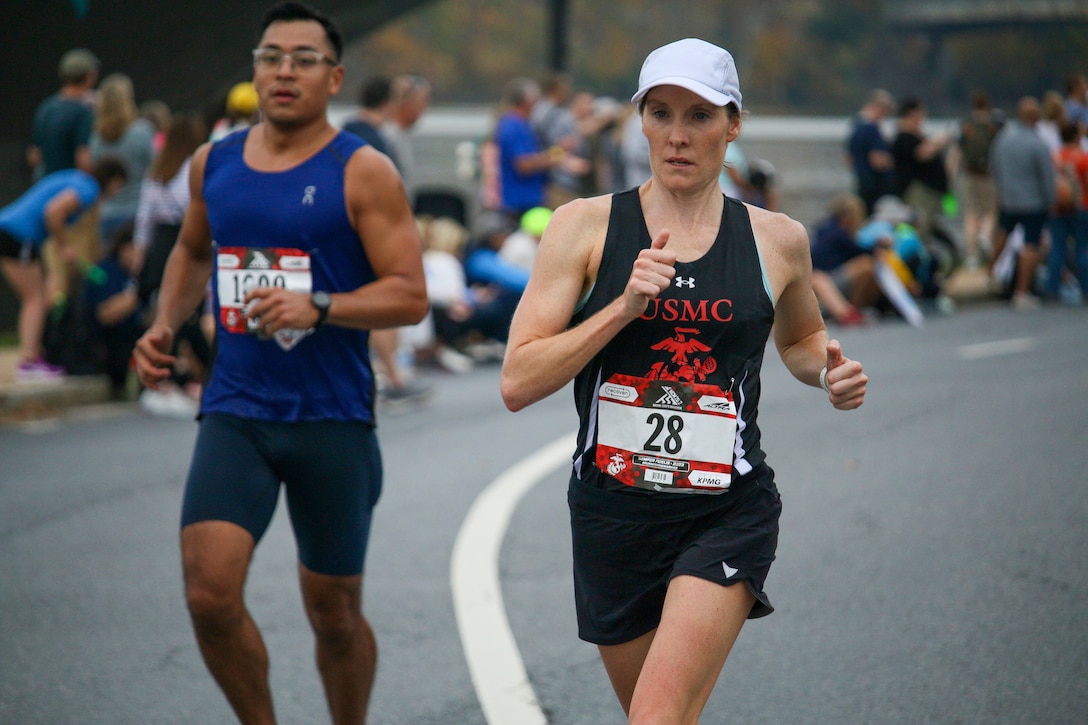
<box><xmin>567</xmin><ymin>464</ymin><xmax>781</xmax><ymax>646</ymax></box>
<box><xmin>998</xmin><ymin>209</ymin><xmax>1048</xmax><ymax>247</ymax></box>
<box><xmin>181</xmin><ymin>413</ymin><xmax>382</xmax><ymax>576</ymax></box>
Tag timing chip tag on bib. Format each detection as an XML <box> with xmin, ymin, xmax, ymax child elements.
<box><xmin>596</xmin><ymin>373</ymin><xmax>737</xmax><ymax>493</ymax></box>
<box><xmin>216</xmin><ymin>246</ymin><xmax>315</xmax><ymax>351</ymax></box>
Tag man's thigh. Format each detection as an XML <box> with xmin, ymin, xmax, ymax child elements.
<box><xmin>277</xmin><ymin>421</ymin><xmax>383</xmax><ymax>577</ymax></box>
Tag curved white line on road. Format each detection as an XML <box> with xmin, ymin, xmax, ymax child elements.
<box><xmin>451</xmin><ymin>432</ymin><xmax>575</xmax><ymax>725</ymax></box>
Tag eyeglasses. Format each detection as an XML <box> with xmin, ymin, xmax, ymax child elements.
<box><xmin>252</xmin><ymin>48</ymin><xmax>338</xmax><ymax>72</ymax></box>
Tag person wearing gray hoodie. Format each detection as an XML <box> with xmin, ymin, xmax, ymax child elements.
<box><xmin>990</xmin><ymin>96</ymin><xmax>1056</xmax><ymax>310</ymax></box>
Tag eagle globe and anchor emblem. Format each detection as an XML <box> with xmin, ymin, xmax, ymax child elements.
<box><xmin>646</xmin><ymin>327</ymin><xmax>718</xmax><ymax>383</ymax></box>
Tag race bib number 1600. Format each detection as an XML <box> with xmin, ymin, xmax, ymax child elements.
<box><xmin>595</xmin><ymin>373</ymin><xmax>737</xmax><ymax>493</ymax></box>
<box><xmin>217</xmin><ymin>246</ymin><xmax>313</xmax><ymax>332</ymax></box>
<box><xmin>216</xmin><ymin>246</ymin><xmax>315</xmax><ymax>351</ymax></box>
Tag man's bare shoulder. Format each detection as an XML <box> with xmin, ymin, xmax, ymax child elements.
<box><xmin>342</xmin><ymin>143</ymin><xmax>410</xmax><ymax>220</ymax></box>
<box><xmin>345</xmin><ymin>143</ymin><xmax>400</xmax><ymax>181</ymax></box>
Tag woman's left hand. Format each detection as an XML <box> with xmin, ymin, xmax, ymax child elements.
<box><xmin>823</xmin><ymin>339</ymin><xmax>867</xmax><ymax>410</ymax></box>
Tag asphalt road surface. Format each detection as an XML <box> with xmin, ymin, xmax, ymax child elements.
<box><xmin>2</xmin><ymin>302</ymin><xmax>1085</xmax><ymax>724</ymax></box>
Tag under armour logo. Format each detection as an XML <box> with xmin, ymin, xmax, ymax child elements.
<box><xmin>302</xmin><ymin>185</ymin><xmax>316</xmax><ymax>205</ymax></box>
<box><xmin>675</xmin><ymin>276</ymin><xmax>696</xmax><ymax>288</ymax></box>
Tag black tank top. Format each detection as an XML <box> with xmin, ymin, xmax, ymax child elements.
<box><xmin>571</xmin><ymin>188</ymin><xmax>775</xmax><ymax>492</ymax></box>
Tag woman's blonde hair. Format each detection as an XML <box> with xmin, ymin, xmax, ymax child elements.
<box><xmin>1041</xmin><ymin>90</ymin><xmax>1067</xmax><ymax>124</ymax></box>
<box><xmin>95</xmin><ymin>73</ymin><xmax>139</xmax><ymax>143</ymax></box>
<box><xmin>421</xmin><ymin>216</ymin><xmax>469</xmax><ymax>255</ymax></box>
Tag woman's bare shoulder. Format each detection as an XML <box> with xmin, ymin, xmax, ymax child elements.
<box><xmin>543</xmin><ymin>193</ymin><xmax>615</xmax><ymax>251</ymax></box>
<box><xmin>746</xmin><ymin>203</ymin><xmax>809</xmax><ymax>263</ymax></box>
<box><xmin>552</xmin><ymin>193</ymin><xmax>614</xmax><ymax>226</ymax></box>
<box><xmin>528</xmin><ymin>193</ymin><xmax>618</xmax><ymax>292</ymax></box>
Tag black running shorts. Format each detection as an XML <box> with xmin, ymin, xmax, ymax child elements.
<box><xmin>567</xmin><ymin>463</ymin><xmax>781</xmax><ymax>646</ymax></box>
<box><xmin>181</xmin><ymin>413</ymin><xmax>382</xmax><ymax>576</ymax></box>
<box><xmin>0</xmin><ymin>229</ymin><xmax>40</xmax><ymax>261</ymax></box>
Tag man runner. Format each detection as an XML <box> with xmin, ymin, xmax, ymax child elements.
<box><xmin>133</xmin><ymin>3</ymin><xmax>427</xmax><ymax>722</ymax></box>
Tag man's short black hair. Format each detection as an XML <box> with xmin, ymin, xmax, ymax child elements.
<box><xmin>359</xmin><ymin>76</ymin><xmax>392</xmax><ymax>110</ymax></box>
<box><xmin>898</xmin><ymin>97</ymin><xmax>923</xmax><ymax>118</ymax></box>
<box><xmin>1060</xmin><ymin>122</ymin><xmax>1081</xmax><ymax>145</ymax></box>
<box><xmin>258</xmin><ymin>2</ymin><xmax>343</xmax><ymax>61</ymax></box>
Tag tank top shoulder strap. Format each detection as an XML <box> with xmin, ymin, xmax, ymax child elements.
<box><xmin>720</xmin><ymin>196</ymin><xmax>755</xmax><ymax>250</ymax></box>
<box><xmin>326</xmin><ymin>129</ymin><xmax>366</xmax><ymax>167</ymax></box>
<box><xmin>211</xmin><ymin>127</ymin><xmax>248</xmax><ymax>155</ymax></box>
<box><xmin>205</xmin><ymin>128</ymin><xmax>248</xmax><ymax>176</ymax></box>
<box><xmin>600</xmin><ymin>188</ymin><xmax>650</xmax><ymax>271</ymax></box>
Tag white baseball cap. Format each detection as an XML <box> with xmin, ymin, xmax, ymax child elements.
<box><xmin>631</xmin><ymin>38</ymin><xmax>742</xmax><ymax>111</ymax></box>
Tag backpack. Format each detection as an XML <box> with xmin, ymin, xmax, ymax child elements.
<box><xmin>1054</xmin><ymin>157</ymin><xmax>1084</xmax><ymax>214</ymax></box>
<box><xmin>42</xmin><ymin>273</ymin><xmax>105</xmax><ymax>376</ymax></box>
<box><xmin>959</xmin><ymin>116</ymin><xmax>999</xmax><ymax>174</ymax></box>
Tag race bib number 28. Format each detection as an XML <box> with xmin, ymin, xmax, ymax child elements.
<box><xmin>596</xmin><ymin>373</ymin><xmax>737</xmax><ymax>493</ymax></box>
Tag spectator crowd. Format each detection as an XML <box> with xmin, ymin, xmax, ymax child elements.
<box><xmin>838</xmin><ymin>75</ymin><xmax>1088</xmax><ymax>320</ymax></box>
<box><xmin>4</xmin><ymin>43</ymin><xmax>1087</xmax><ymax>409</ymax></box>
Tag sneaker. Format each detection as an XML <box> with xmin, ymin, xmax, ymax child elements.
<box><xmin>379</xmin><ymin>378</ymin><xmax>433</xmax><ymax>404</ymax></box>
<box><xmin>935</xmin><ymin>294</ymin><xmax>956</xmax><ymax>316</ymax></box>
<box><xmin>139</xmin><ymin>388</ymin><xmax>198</xmax><ymax>419</ymax></box>
<box><xmin>1059</xmin><ymin>280</ymin><xmax>1084</xmax><ymax>306</ymax></box>
<box><xmin>836</xmin><ymin>308</ymin><xmax>869</xmax><ymax>327</ymax></box>
<box><xmin>1012</xmin><ymin>293</ymin><xmax>1041</xmax><ymax>312</ymax></box>
<box><xmin>436</xmin><ymin>347</ymin><xmax>474</xmax><ymax>374</ymax></box>
<box><xmin>464</xmin><ymin>340</ymin><xmax>507</xmax><ymax>364</ymax></box>
<box><xmin>15</xmin><ymin>358</ymin><xmax>66</xmax><ymax>384</ymax></box>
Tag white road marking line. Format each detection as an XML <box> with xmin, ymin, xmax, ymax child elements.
<box><xmin>451</xmin><ymin>432</ymin><xmax>575</xmax><ymax>725</ymax></box>
<box><xmin>957</xmin><ymin>337</ymin><xmax>1035</xmax><ymax>360</ymax></box>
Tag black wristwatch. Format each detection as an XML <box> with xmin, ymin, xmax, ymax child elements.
<box><xmin>311</xmin><ymin>291</ymin><xmax>331</xmax><ymax>327</ymax></box>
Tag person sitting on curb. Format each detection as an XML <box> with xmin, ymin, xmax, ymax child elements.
<box><xmin>810</xmin><ymin>193</ymin><xmax>886</xmax><ymax>325</ymax></box>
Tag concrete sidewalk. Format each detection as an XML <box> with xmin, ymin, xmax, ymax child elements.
<box><xmin>0</xmin><ymin>347</ymin><xmax>114</xmax><ymax>422</ymax></box>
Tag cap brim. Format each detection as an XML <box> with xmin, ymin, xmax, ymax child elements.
<box><xmin>631</xmin><ymin>77</ymin><xmax>735</xmax><ymax>108</ymax></box>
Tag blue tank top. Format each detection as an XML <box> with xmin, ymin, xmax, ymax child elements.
<box><xmin>200</xmin><ymin>129</ymin><xmax>378</xmax><ymax>423</ymax></box>
<box><xmin>571</xmin><ymin>189</ymin><xmax>775</xmax><ymax>492</ymax></box>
